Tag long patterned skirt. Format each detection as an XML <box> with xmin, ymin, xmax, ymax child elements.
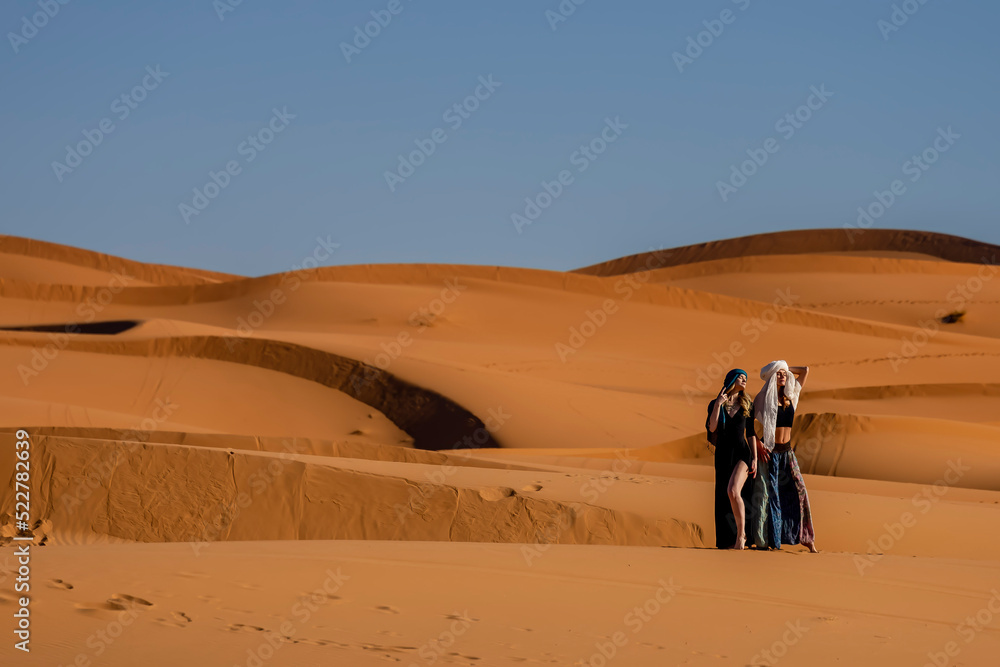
<box><xmin>746</xmin><ymin>458</ymin><xmax>779</xmax><ymax>549</ymax></box>
<box><xmin>770</xmin><ymin>448</ymin><xmax>816</xmax><ymax>546</ymax></box>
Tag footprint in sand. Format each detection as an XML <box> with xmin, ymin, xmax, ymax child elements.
<box><xmin>74</xmin><ymin>602</ymin><xmax>119</xmax><ymax>613</ymax></box>
<box><xmin>227</xmin><ymin>623</ymin><xmax>266</xmax><ymax>632</ymax></box>
<box><xmin>48</xmin><ymin>579</ymin><xmax>74</xmax><ymax>590</ymax></box>
<box><xmin>109</xmin><ymin>594</ymin><xmax>154</xmax><ymax>609</ymax></box>
<box><xmin>300</xmin><ymin>591</ymin><xmax>342</xmax><ymax>602</ymax></box>
<box><xmin>359</xmin><ymin>642</ymin><xmax>418</xmax><ymax>656</ymax></box>
<box><xmin>156</xmin><ymin>611</ymin><xmax>193</xmax><ymax>628</ymax></box>
<box><xmin>446</xmin><ymin>652</ymin><xmax>481</xmax><ymax>662</ymax></box>
<box><xmin>74</xmin><ymin>594</ymin><xmax>154</xmax><ymax>614</ymax></box>
<box><xmin>374</xmin><ymin>605</ymin><xmax>399</xmax><ymax>614</ymax></box>
<box><xmin>445</xmin><ymin>612</ymin><xmax>480</xmax><ymax>622</ymax></box>
<box><xmin>478</xmin><ymin>487</ymin><xmax>515</xmax><ymax>501</ymax></box>
<box><xmin>294</xmin><ymin>638</ymin><xmax>351</xmax><ymax>647</ymax></box>
<box><xmin>521</xmin><ymin>483</ymin><xmax>543</xmax><ymax>492</ymax></box>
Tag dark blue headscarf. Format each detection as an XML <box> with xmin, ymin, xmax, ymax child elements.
<box><xmin>723</xmin><ymin>368</ymin><xmax>748</xmax><ymax>392</ymax></box>
<box><xmin>707</xmin><ymin>369</ymin><xmax>748</xmax><ymax>444</ymax></box>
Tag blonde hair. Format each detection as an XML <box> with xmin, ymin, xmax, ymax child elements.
<box><xmin>732</xmin><ymin>390</ymin><xmax>753</xmax><ymax>417</ymax></box>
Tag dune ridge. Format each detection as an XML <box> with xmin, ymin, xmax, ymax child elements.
<box><xmin>574</xmin><ymin>228</ymin><xmax>1000</xmax><ymax>276</ymax></box>
<box><xmin>2</xmin><ymin>265</ymin><xmax>990</xmax><ymax>346</ymax></box>
<box><xmin>0</xmin><ymin>334</ymin><xmax>497</xmax><ymax>451</ymax></box>
<box><xmin>0</xmin><ymin>432</ymin><xmax>703</xmax><ymax>549</ymax></box>
<box><xmin>0</xmin><ymin>235</ymin><xmax>239</xmax><ymax>285</ymax></box>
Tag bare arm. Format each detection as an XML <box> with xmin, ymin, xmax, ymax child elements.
<box><xmin>789</xmin><ymin>365</ymin><xmax>809</xmax><ymax>390</ymax></box>
<box><xmin>752</xmin><ymin>417</ymin><xmax>771</xmax><ymax>463</ymax></box>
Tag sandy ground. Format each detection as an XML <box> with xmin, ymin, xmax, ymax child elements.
<box><xmin>1</xmin><ymin>229</ymin><xmax>999</xmax><ymax>665</ymax></box>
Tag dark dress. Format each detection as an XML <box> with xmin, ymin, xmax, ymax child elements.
<box><xmin>706</xmin><ymin>399</ymin><xmax>756</xmax><ymax>549</ymax></box>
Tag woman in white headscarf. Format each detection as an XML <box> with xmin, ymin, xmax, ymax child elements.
<box><xmin>752</xmin><ymin>361</ymin><xmax>817</xmax><ymax>553</ymax></box>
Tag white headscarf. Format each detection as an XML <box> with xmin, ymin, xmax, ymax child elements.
<box><xmin>753</xmin><ymin>360</ymin><xmax>801</xmax><ymax>452</ymax></box>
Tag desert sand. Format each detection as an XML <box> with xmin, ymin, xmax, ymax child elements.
<box><xmin>1</xmin><ymin>228</ymin><xmax>999</xmax><ymax>666</ymax></box>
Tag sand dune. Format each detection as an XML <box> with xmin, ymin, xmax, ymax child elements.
<box><xmin>575</xmin><ymin>228</ymin><xmax>1000</xmax><ymax>275</ymax></box>
<box><xmin>2</xmin><ymin>229</ymin><xmax>1000</xmax><ymax>665</ymax></box>
<box><xmin>0</xmin><ymin>235</ymin><xmax>238</xmax><ymax>286</ymax></box>
<box><xmin>642</xmin><ymin>253</ymin><xmax>1000</xmax><ymax>340</ymax></box>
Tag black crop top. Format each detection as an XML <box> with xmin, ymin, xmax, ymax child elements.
<box><xmin>777</xmin><ymin>401</ymin><xmax>795</xmax><ymax>428</ymax></box>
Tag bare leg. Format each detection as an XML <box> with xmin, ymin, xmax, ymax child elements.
<box><xmin>727</xmin><ymin>461</ymin><xmax>749</xmax><ymax>550</ymax></box>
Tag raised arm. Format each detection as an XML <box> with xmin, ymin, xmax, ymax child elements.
<box><xmin>707</xmin><ymin>387</ymin><xmax>728</xmax><ymax>433</ymax></box>
<box><xmin>789</xmin><ymin>365</ymin><xmax>810</xmax><ymax>390</ymax></box>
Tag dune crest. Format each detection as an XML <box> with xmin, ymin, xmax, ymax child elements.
<box><xmin>574</xmin><ymin>228</ymin><xmax>1000</xmax><ymax>276</ymax></box>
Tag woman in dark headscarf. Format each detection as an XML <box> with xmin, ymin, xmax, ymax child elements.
<box><xmin>706</xmin><ymin>368</ymin><xmax>757</xmax><ymax>549</ymax></box>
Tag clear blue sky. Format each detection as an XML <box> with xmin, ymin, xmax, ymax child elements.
<box><xmin>2</xmin><ymin>0</ymin><xmax>997</xmax><ymax>276</ymax></box>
